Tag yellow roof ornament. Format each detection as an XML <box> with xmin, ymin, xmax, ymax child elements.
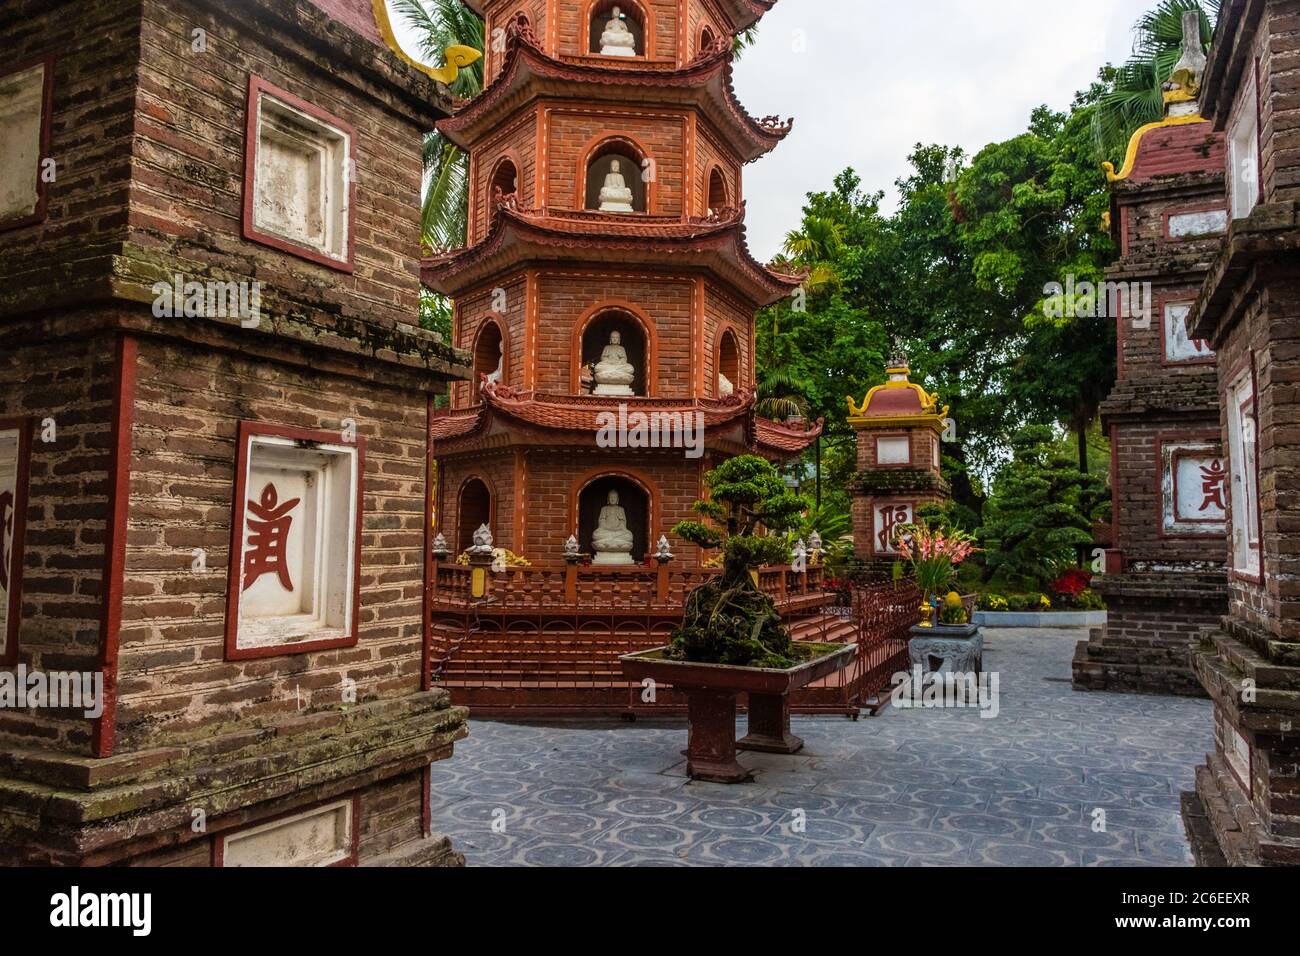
<box><xmin>371</xmin><ymin>0</ymin><xmax>483</xmax><ymax>85</ymax></box>
<box><xmin>846</xmin><ymin>350</ymin><xmax>948</xmax><ymax>425</ymax></box>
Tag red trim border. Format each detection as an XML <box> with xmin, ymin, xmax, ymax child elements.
<box><xmin>224</xmin><ymin>420</ymin><xmax>365</xmax><ymax>661</ymax></box>
<box><xmin>1155</xmin><ymin>432</ymin><xmax>1226</xmax><ymax>540</ymax></box>
<box><xmin>93</xmin><ymin>335</ymin><xmax>137</xmax><ymax>758</ymax></box>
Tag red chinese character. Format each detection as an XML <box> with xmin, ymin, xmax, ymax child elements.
<box><xmin>1176</xmin><ymin>313</ymin><xmax>1212</xmax><ymax>355</ymax></box>
<box><xmin>242</xmin><ymin>482</ymin><xmax>300</xmax><ymax>592</ymax></box>
<box><xmin>0</xmin><ymin>490</ymin><xmax>13</xmax><ymax>592</ymax></box>
<box><xmin>878</xmin><ymin>505</ymin><xmax>909</xmax><ymax>552</ymax></box>
<box><xmin>1199</xmin><ymin>460</ymin><xmax>1227</xmax><ymax>513</ymax></box>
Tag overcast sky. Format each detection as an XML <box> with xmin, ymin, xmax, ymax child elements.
<box><xmin>390</xmin><ymin>0</ymin><xmax>1158</xmax><ymax>259</ymax></box>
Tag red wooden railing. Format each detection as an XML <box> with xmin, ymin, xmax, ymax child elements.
<box><xmin>428</xmin><ymin>567</ymin><xmax>921</xmax><ymax>717</ymax></box>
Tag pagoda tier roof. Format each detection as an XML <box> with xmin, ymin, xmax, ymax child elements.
<box><xmin>437</xmin><ymin>22</ymin><xmax>791</xmax><ymax>162</ymax></box>
<box><xmin>457</xmin><ymin>1</ymin><xmax>778</xmax><ymax>34</ymax></box>
<box><xmin>430</xmin><ymin>384</ymin><xmax>821</xmax><ymax>458</ymax></box>
<box><xmin>420</xmin><ymin>201</ymin><xmax>803</xmax><ymax>306</ymax></box>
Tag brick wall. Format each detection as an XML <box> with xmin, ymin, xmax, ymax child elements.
<box><xmin>1215</xmin><ymin>272</ymin><xmax>1300</xmax><ymax>640</ymax></box>
<box><xmin>112</xmin><ymin>337</ymin><xmax>430</xmax><ymax>752</ymax></box>
<box><xmin>1257</xmin><ymin>1</ymin><xmax>1300</xmax><ymax>205</ymax></box>
<box><xmin>703</xmin><ymin>283</ymin><xmax>752</xmax><ymax>394</ymax></box>
<box><xmin>451</xmin><ymin>273</ymin><xmax>529</xmax><ymax>406</ymax></box>
<box><xmin>0</xmin><ymin>0</ymin><xmax>140</xmax><ymax>310</ymax></box>
<box><xmin>0</xmin><ymin>331</ymin><xmax>119</xmax><ymax>756</ymax></box>
<box><xmin>553</xmin><ymin>0</ymin><xmax>682</xmax><ymax>63</ymax></box>
<box><xmin>854</xmin><ymin>427</ymin><xmax>940</xmax><ymax>473</ymax></box>
<box><xmin>482</xmin><ymin>0</ymin><xmax>549</xmax><ymax>85</ymax></box>
<box><xmin>128</xmin><ymin>0</ymin><xmax>429</xmax><ymax>329</ymax></box>
<box><xmin>435</xmin><ymin>447</ymin><xmax>715</xmax><ymax>564</ymax></box>
<box><xmin>468</xmin><ymin>109</ymin><xmax>538</xmax><ymax>245</ymax></box>
<box><xmin>694</xmin><ymin>121</ymin><xmax>742</xmax><ymax>215</ymax></box>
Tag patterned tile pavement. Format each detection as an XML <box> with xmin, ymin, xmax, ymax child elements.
<box><xmin>428</xmin><ymin>628</ymin><xmax>1212</xmax><ymax>866</ymax></box>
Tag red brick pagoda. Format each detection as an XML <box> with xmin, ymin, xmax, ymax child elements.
<box><xmin>421</xmin><ymin>1</ymin><xmax>833</xmax><ymax>713</ymax></box>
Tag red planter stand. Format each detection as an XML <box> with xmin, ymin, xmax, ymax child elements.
<box><xmin>621</xmin><ymin>644</ymin><xmax>856</xmax><ymax>783</ymax></box>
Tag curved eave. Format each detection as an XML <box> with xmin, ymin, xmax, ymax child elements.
<box><xmin>754</xmin><ymin>416</ymin><xmax>823</xmax><ymax>457</ymax></box>
<box><xmin>438</xmin><ymin>34</ymin><xmax>790</xmax><ymax>163</ymax></box>
<box><xmin>421</xmin><ymin>205</ymin><xmax>801</xmax><ymax>307</ymax></box>
<box><xmin>431</xmin><ymin>390</ymin><xmax>758</xmax><ymax>452</ymax></box>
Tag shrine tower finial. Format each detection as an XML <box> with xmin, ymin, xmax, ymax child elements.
<box><xmin>1164</xmin><ymin>11</ymin><xmax>1207</xmax><ymax>110</ymax></box>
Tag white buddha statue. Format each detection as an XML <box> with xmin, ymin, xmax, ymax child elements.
<box><xmin>593</xmin><ymin>330</ymin><xmax>636</xmax><ymax>395</ymax></box>
<box><xmin>718</xmin><ymin>371</ymin><xmax>734</xmax><ymax>397</ymax></box>
<box><xmin>591</xmin><ymin>489</ymin><xmax>635</xmax><ymax>565</ymax></box>
<box><xmin>599</xmin><ymin>7</ymin><xmax>637</xmax><ymax>57</ymax></box>
<box><xmin>485</xmin><ymin>340</ymin><xmax>504</xmax><ymax>387</ymax></box>
<box><xmin>597</xmin><ymin>159</ymin><xmax>635</xmax><ymax>213</ymax></box>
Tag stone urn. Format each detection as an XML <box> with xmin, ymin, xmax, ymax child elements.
<box><xmin>907</xmin><ymin>622</ymin><xmax>983</xmax><ymax>676</ymax></box>
<box><xmin>619</xmin><ymin>644</ymin><xmax>857</xmax><ymax>784</ymax></box>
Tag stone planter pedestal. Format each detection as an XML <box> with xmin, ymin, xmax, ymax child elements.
<box><xmin>619</xmin><ymin>644</ymin><xmax>856</xmax><ymax>783</ymax></box>
<box><xmin>908</xmin><ymin>623</ymin><xmax>983</xmax><ymax>676</ymax></box>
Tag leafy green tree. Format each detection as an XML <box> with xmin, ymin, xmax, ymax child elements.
<box><xmin>671</xmin><ymin>456</ymin><xmax>807</xmax><ymax>668</ymax></box>
<box><xmin>977</xmin><ymin>426</ymin><xmax>1109</xmax><ymax>590</ymax></box>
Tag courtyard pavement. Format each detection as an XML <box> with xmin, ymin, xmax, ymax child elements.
<box><xmin>427</xmin><ymin>627</ymin><xmax>1213</xmax><ymax>866</ymax></box>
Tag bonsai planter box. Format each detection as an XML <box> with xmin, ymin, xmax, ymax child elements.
<box><xmin>619</xmin><ymin>644</ymin><xmax>857</xmax><ymax>784</ymax></box>
<box><xmin>908</xmin><ymin>623</ymin><xmax>983</xmax><ymax>676</ymax></box>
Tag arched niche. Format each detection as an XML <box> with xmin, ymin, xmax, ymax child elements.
<box><xmin>489</xmin><ymin>156</ymin><xmax>519</xmax><ymax>206</ymax></box>
<box><xmin>699</xmin><ymin>25</ymin><xmax>717</xmax><ymax>56</ymax></box>
<box><xmin>707</xmin><ymin>166</ymin><xmax>729</xmax><ymax>214</ymax></box>
<box><xmin>577</xmin><ymin>474</ymin><xmax>650</xmax><ymax>564</ymax></box>
<box><xmin>584</xmin><ymin>139</ymin><xmax>647</xmax><ymax>214</ymax></box>
<box><xmin>471</xmin><ymin>318</ymin><xmax>506</xmax><ymax>402</ymax></box>
<box><xmin>588</xmin><ymin>1</ymin><xmax>645</xmax><ymax>57</ymax></box>
<box><xmin>456</xmin><ymin>477</ymin><xmax>493</xmax><ymax>554</ymax></box>
<box><xmin>579</xmin><ymin>307</ymin><xmax>651</xmax><ymax>397</ymax></box>
<box><xmin>717</xmin><ymin>326</ymin><xmax>740</xmax><ymax>394</ymax></box>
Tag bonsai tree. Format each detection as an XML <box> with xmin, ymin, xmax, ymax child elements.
<box><xmin>671</xmin><ymin>456</ymin><xmax>809</xmax><ymax>668</ymax></box>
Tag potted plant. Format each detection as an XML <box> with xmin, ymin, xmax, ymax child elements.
<box><xmin>619</xmin><ymin>456</ymin><xmax>856</xmax><ymax>783</ymax></box>
<box><xmin>896</xmin><ymin>520</ymin><xmax>978</xmax><ymax>627</ymax></box>
<box><xmin>896</xmin><ymin>520</ymin><xmax>984</xmax><ymax>676</ymax></box>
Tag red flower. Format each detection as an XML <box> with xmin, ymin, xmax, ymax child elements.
<box><xmin>1052</xmin><ymin>568</ymin><xmax>1092</xmax><ymax>597</ymax></box>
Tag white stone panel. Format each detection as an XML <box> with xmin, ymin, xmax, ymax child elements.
<box><xmin>0</xmin><ymin>63</ymin><xmax>45</xmax><ymax>222</ymax></box>
<box><xmin>253</xmin><ymin>92</ymin><xmax>349</xmax><ymax>262</ymax></box>
<box><xmin>219</xmin><ymin>798</ymin><xmax>355</xmax><ymax>867</ymax></box>
<box><xmin>1160</xmin><ymin>442</ymin><xmax>1226</xmax><ymax>536</ymax></box>
<box><xmin>1167</xmin><ymin>209</ymin><xmax>1228</xmax><ymax>239</ymax></box>
<box><xmin>873</xmin><ymin>502</ymin><xmax>912</xmax><ymax>555</ymax></box>
<box><xmin>875</xmin><ymin>436</ymin><xmax>910</xmax><ymax>466</ymax></box>
<box><xmin>1163</xmin><ymin>302</ymin><xmax>1214</xmax><ymax>362</ymax></box>
<box><xmin>235</xmin><ymin>436</ymin><xmax>358</xmax><ymax>650</ymax></box>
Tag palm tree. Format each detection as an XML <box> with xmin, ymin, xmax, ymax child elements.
<box><xmin>392</xmin><ymin>0</ymin><xmax>485</xmax><ymax>250</ymax></box>
<box><xmin>1092</xmin><ymin>0</ymin><xmax>1221</xmax><ymax>164</ymax></box>
<box><xmin>754</xmin><ymin>366</ymin><xmax>809</xmax><ymax>423</ymax></box>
